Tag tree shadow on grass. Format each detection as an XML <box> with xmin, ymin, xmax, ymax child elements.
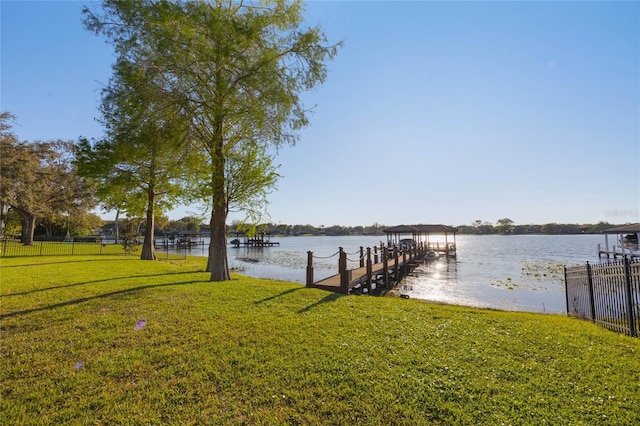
<box><xmin>1</xmin><ymin>270</ymin><xmax>206</xmax><ymax>297</ymax></box>
<box><xmin>0</xmin><ymin>280</ymin><xmax>204</xmax><ymax>320</ymax></box>
<box><xmin>297</xmin><ymin>292</ymin><xmax>343</xmax><ymax>313</ymax></box>
<box><xmin>253</xmin><ymin>287</ymin><xmax>305</xmax><ymax>305</ymax></box>
<box><xmin>0</xmin><ymin>257</ymin><xmax>140</xmax><ymax>269</ymax></box>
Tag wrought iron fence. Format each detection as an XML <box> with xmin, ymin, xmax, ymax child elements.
<box><xmin>0</xmin><ymin>236</ymin><xmax>186</xmax><ymax>260</ymax></box>
<box><xmin>564</xmin><ymin>257</ymin><xmax>640</xmax><ymax>337</ymax></box>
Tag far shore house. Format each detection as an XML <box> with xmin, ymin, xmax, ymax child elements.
<box><xmin>598</xmin><ymin>223</ymin><xmax>640</xmax><ymax>259</ymax></box>
<box><xmin>383</xmin><ymin>224</ymin><xmax>458</xmax><ymax>258</ymax></box>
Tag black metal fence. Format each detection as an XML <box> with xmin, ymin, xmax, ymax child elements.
<box><xmin>564</xmin><ymin>257</ymin><xmax>640</xmax><ymax>337</ymax></box>
<box><xmin>0</xmin><ymin>236</ymin><xmax>186</xmax><ymax>260</ymax></box>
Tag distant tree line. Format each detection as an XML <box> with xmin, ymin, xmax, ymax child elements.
<box><xmin>109</xmin><ymin>218</ymin><xmax>619</xmax><ymax>237</ymax></box>
<box><xmin>239</xmin><ymin>220</ymin><xmax>622</xmax><ymax>236</ymax></box>
<box><xmin>455</xmin><ymin>219</ymin><xmax>617</xmax><ymax>235</ymax></box>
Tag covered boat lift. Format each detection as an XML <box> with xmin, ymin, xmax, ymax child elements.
<box><xmin>383</xmin><ymin>224</ymin><xmax>458</xmax><ymax>258</ymax></box>
<box><xmin>598</xmin><ymin>223</ymin><xmax>640</xmax><ymax>259</ymax></box>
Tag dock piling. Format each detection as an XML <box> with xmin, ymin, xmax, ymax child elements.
<box><xmin>366</xmin><ymin>247</ymin><xmax>372</xmax><ymax>293</ymax></box>
<box><xmin>306</xmin><ymin>251</ymin><xmax>314</xmax><ymax>287</ymax></box>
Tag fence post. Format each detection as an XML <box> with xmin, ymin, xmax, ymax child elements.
<box><xmin>306</xmin><ymin>251</ymin><xmax>314</xmax><ymax>287</ymax></box>
<box><xmin>623</xmin><ymin>257</ymin><xmax>637</xmax><ymax>337</ymax></box>
<box><xmin>373</xmin><ymin>246</ymin><xmax>379</xmax><ymax>264</ymax></box>
<box><xmin>359</xmin><ymin>246</ymin><xmax>364</xmax><ymax>268</ymax></box>
<box><xmin>586</xmin><ymin>262</ymin><xmax>596</xmax><ymax>322</ymax></box>
<box><xmin>40</xmin><ymin>240</ymin><xmax>44</xmax><ymax>256</ymax></box>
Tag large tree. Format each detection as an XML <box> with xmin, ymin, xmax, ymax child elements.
<box><xmin>84</xmin><ymin>0</ymin><xmax>340</xmax><ymax>280</ymax></box>
<box><xmin>0</xmin><ymin>112</ymin><xmax>20</xmax><ymax>237</ymax></box>
<box><xmin>76</xmin><ymin>55</ymin><xmax>194</xmax><ymax>260</ymax></box>
<box><xmin>1</xmin><ymin>114</ymin><xmax>96</xmax><ymax>245</ymax></box>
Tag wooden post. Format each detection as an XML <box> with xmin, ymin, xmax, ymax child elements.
<box><xmin>306</xmin><ymin>251</ymin><xmax>314</xmax><ymax>287</ymax></box>
<box><xmin>339</xmin><ymin>247</ymin><xmax>348</xmax><ymax>294</ymax></box>
<box><xmin>359</xmin><ymin>246</ymin><xmax>365</xmax><ymax>268</ymax></box>
<box><xmin>383</xmin><ymin>247</ymin><xmax>389</xmax><ymax>289</ymax></box>
<box><xmin>366</xmin><ymin>247</ymin><xmax>372</xmax><ymax>293</ymax></box>
<box><xmin>393</xmin><ymin>248</ymin><xmax>399</xmax><ymax>283</ymax></box>
<box><xmin>445</xmin><ymin>233</ymin><xmax>449</xmax><ymax>257</ymax></box>
<box><xmin>373</xmin><ymin>246</ymin><xmax>379</xmax><ymax>264</ymax></box>
<box><xmin>402</xmin><ymin>248</ymin><xmax>407</xmax><ymax>279</ymax></box>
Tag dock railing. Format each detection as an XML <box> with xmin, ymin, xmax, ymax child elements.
<box><xmin>564</xmin><ymin>257</ymin><xmax>640</xmax><ymax>337</ymax></box>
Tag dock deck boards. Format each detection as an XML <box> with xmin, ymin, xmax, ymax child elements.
<box><xmin>307</xmin><ymin>237</ymin><xmax>457</xmax><ymax>295</ymax></box>
<box><xmin>313</xmin><ymin>257</ymin><xmax>417</xmax><ymax>292</ymax></box>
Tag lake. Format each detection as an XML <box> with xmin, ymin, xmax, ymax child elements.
<box><xmin>174</xmin><ymin>234</ymin><xmax>606</xmax><ymax>314</ymax></box>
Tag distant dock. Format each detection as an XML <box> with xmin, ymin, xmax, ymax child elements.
<box><xmin>598</xmin><ymin>224</ymin><xmax>640</xmax><ymax>260</ymax></box>
<box><xmin>229</xmin><ymin>232</ymin><xmax>280</xmax><ymax>248</ymax></box>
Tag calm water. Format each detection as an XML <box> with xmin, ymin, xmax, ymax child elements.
<box><xmin>176</xmin><ymin>234</ymin><xmax>606</xmax><ymax>314</ymax></box>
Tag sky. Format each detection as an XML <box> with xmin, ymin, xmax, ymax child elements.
<box><xmin>2</xmin><ymin>0</ymin><xmax>639</xmax><ymax>228</ymax></box>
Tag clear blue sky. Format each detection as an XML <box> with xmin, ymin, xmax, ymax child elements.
<box><xmin>2</xmin><ymin>1</ymin><xmax>639</xmax><ymax>227</ymax></box>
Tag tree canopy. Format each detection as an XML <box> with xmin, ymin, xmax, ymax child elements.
<box><xmin>75</xmin><ymin>50</ymin><xmax>196</xmax><ymax>260</ymax></box>
<box><xmin>1</xmin><ymin>113</ymin><xmax>96</xmax><ymax>244</ymax></box>
<box><xmin>83</xmin><ymin>0</ymin><xmax>341</xmax><ymax>279</ymax></box>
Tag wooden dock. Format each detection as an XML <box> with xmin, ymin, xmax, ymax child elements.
<box><xmin>306</xmin><ymin>244</ymin><xmax>427</xmax><ymax>295</ymax></box>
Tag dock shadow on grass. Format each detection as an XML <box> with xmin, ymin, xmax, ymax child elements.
<box><xmin>1</xmin><ymin>270</ymin><xmax>205</xmax><ymax>298</ymax></box>
<box><xmin>298</xmin><ymin>292</ymin><xmax>342</xmax><ymax>314</ymax></box>
<box><xmin>0</xmin><ymin>280</ymin><xmax>203</xmax><ymax>320</ymax></box>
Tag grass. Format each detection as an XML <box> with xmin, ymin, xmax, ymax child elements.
<box><xmin>1</xmin><ymin>255</ymin><xmax>639</xmax><ymax>425</ymax></box>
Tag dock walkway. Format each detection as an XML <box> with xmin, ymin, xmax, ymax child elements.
<box><xmin>307</xmin><ymin>244</ymin><xmax>425</xmax><ymax>295</ymax></box>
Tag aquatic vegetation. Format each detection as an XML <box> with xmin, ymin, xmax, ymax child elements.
<box><xmin>492</xmin><ymin>278</ymin><xmax>519</xmax><ymax>290</ymax></box>
<box><xmin>243</xmin><ymin>251</ymin><xmax>335</xmax><ymax>271</ymax></box>
<box><xmin>521</xmin><ymin>260</ymin><xmax>565</xmax><ymax>282</ymax></box>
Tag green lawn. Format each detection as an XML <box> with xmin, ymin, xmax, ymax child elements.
<box><xmin>1</xmin><ymin>255</ymin><xmax>639</xmax><ymax>425</ymax></box>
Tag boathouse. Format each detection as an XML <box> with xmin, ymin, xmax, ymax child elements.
<box><xmin>598</xmin><ymin>223</ymin><xmax>640</xmax><ymax>259</ymax></box>
<box><xmin>384</xmin><ymin>224</ymin><xmax>458</xmax><ymax>258</ymax></box>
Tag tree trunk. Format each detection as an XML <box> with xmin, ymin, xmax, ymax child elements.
<box><xmin>140</xmin><ymin>193</ymin><xmax>156</xmax><ymax>260</ymax></box>
<box><xmin>206</xmin><ymin>121</ymin><xmax>230</xmax><ymax>281</ymax></box>
<box><xmin>16</xmin><ymin>209</ymin><xmax>36</xmax><ymax>246</ymax></box>
<box><xmin>44</xmin><ymin>221</ymin><xmax>53</xmax><ymax>238</ymax></box>
<box><xmin>114</xmin><ymin>209</ymin><xmax>120</xmax><ymax>244</ymax></box>
<box><xmin>207</xmin><ymin>205</ymin><xmax>229</xmax><ymax>280</ymax></box>
<box><xmin>0</xmin><ymin>202</ymin><xmax>8</xmax><ymax>237</ymax></box>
